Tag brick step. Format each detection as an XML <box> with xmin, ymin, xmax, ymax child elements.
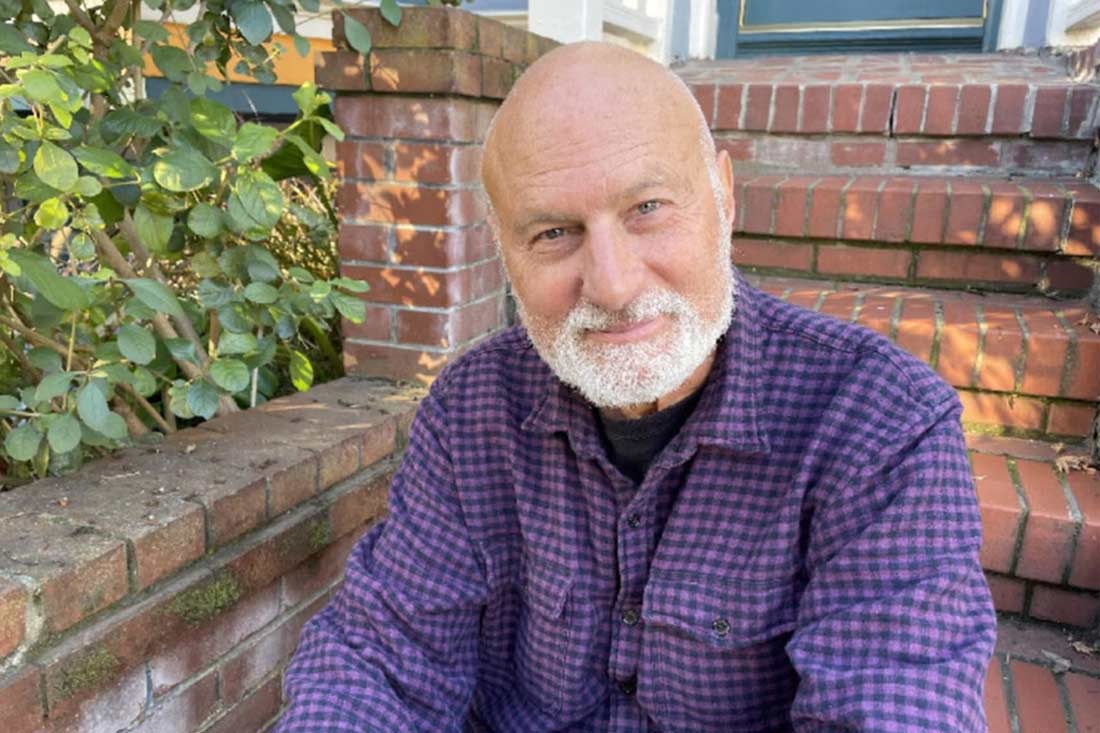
<box><xmin>986</xmin><ymin>614</ymin><xmax>1098</xmax><ymax>732</ymax></box>
<box><xmin>732</xmin><ymin>174</ymin><xmax>1099</xmax><ymax>298</ymax></box>
<box><xmin>677</xmin><ymin>53</ymin><xmax>1099</xmax><ymax>178</ymax></box>
<box><xmin>750</xmin><ymin>276</ymin><xmax>1099</xmax><ymax>438</ymax></box>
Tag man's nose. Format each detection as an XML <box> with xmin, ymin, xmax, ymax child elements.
<box><xmin>580</xmin><ymin>222</ymin><xmax>646</xmax><ymax>313</ymax></box>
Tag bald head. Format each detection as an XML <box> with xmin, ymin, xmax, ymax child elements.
<box><xmin>481</xmin><ymin>42</ymin><xmax>717</xmax><ymax>213</ymax></box>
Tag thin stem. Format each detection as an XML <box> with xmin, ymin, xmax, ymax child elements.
<box><xmin>250</xmin><ymin>326</ymin><xmax>263</xmax><ymax>408</ymax></box>
<box><xmin>118</xmin><ymin>382</ymin><xmax>174</xmax><ymax>433</ymax></box>
<box><xmin>65</xmin><ymin>312</ymin><xmax>77</xmax><ymax>372</ymax></box>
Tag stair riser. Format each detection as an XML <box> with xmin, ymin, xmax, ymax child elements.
<box><xmin>986</xmin><ymin>573</ymin><xmax>1099</xmax><ymax>628</ymax></box>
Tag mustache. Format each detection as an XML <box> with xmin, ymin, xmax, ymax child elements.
<box><xmin>565</xmin><ymin>290</ymin><xmax>688</xmax><ymax>332</ymax></box>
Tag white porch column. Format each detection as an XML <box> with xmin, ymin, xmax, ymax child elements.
<box><xmin>689</xmin><ymin>0</ymin><xmax>718</xmax><ymax>58</ymax></box>
<box><xmin>529</xmin><ymin>0</ymin><xmax>604</xmax><ymax>43</ymax></box>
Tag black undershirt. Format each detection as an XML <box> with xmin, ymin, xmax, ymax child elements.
<box><xmin>596</xmin><ymin>390</ymin><xmax>703</xmax><ymax>484</ymax></box>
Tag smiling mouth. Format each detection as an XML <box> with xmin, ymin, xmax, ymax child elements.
<box><xmin>585</xmin><ymin>316</ymin><xmax>666</xmax><ymax>344</ymax></box>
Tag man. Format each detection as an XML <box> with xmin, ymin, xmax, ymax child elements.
<box><xmin>277</xmin><ymin>42</ymin><xmax>995</xmax><ymax>732</ymax></box>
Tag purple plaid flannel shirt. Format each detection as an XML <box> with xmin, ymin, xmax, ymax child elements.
<box><xmin>277</xmin><ymin>269</ymin><xmax>996</xmax><ymax>732</ymax></box>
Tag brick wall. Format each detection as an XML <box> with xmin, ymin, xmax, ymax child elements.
<box><xmin>319</xmin><ymin>7</ymin><xmax>558</xmax><ymax>382</ymax></box>
<box><xmin>0</xmin><ymin>378</ymin><xmax>422</xmax><ymax>732</ymax></box>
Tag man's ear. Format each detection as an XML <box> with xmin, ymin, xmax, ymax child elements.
<box><xmin>716</xmin><ymin>148</ymin><xmax>735</xmax><ymax>226</ymax></box>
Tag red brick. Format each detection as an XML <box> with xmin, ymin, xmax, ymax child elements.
<box><xmin>1020</xmin><ymin>310</ymin><xmax>1070</xmax><ymax>397</ymax></box>
<box><xmin>923</xmin><ymin>85</ymin><xmax>959</xmax><ymax>135</ymax></box>
<box><xmin>977</xmin><ymin>306</ymin><xmax>1023</xmax><ymax>393</ymax></box>
<box><xmin>0</xmin><ymin>667</ymin><xmax>45</xmax><ymax>731</ymax></box>
<box><xmin>338</xmin><ymin>182</ymin><xmax>484</xmax><ymax>227</ymax></box>
<box><xmin>1011</xmin><ymin>661</ymin><xmax>1069</xmax><ymax>733</ymax></box>
<box><xmin>895</xmin><ymin>295</ymin><xmax>936</xmax><ymax>363</ymax></box>
<box><xmin>893</xmin><ymin>85</ymin><xmax>926</xmax><ymax>134</ymax></box>
<box><xmin>769</xmin><ymin>84</ymin><xmax>799</xmax><ymax>133</ymax></box>
<box><xmin>335</xmin><ymin>7</ymin><xmax>476</xmax><ymax>51</ymax></box>
<box><xmin>334</xmin><ymin>95</ymin><xmax>484</xmax><ymax>142</ymax></box>
<box><xmin>743</xmin><ymin>84</ymin><xmax>772</xmax><ymax>131</ymax></box>
<box><xmin>393</xmin><ymin>142</ymin><xmax>479</xmax><ymax>185</ymax></box>
<box><xmin>945</xmin><ymin>181</ymin><xmax>986</xmax><ymax>246</ymax></box>
<box><xmin>1064</xmin><ymin>310</ymin><xmax>1100</xmax><ymax>401</ymax></box>
<box><xmin>971</xmin><ymin>453</ymin><xmax>1023</xmax><ymax>574</ymax></box>
<box><xmin>133</xmin><ymin>670</ymin><xmax>219</xmax><ymax>733</ymax></box>
<box><xmin>831</xmin><ymin>84</ymin><xmax>861</xmax><ymax>132</ymax></box>
<box><xmin>910</xmin><ymin>179</ymin><xmax>948</xmax><ymax>243</ymax></box>
<box><xmin>369</xmin><ymin>47</ymin><xmax>481</xmax><ymax>95</ymax></box>
<box><xmin>818</xmin><ymin>246</ymin><xmax>909</xmax><ymax>279</ymax></box>
<box><xmin>1031</xmin><ymin>87</ymin><xmax>1068</xmax><ymax>138</ymax></box>
<box><xmin>773</xmin><ymin>177</ymin><xmax>812</xmax><ymax>237</ymax></box>
<box><xmin>1029</xmin><ymin>585</ymin><xmax>1099</xmax><ymax>627</ymax></box>
<box><xmin>267</xmin><ymin>455</ymin><xmax>320</xmax><ymax>518</ymax></box>
<box><xmin>200</xmin><ymin>475</ymin><xmax>267</xmax><ymax>548</ymax></box>
<box><xmin>716</xmin><ymin>137</ymin><xmax>753</xmax><ymax>162</ymax></box>
<box><xmin>219</xmin><ymin>621</ymin><xmax>297</xmax><ymax>705</ymax></box>
<box><xmin>1067</xmin><ymin>466</ymin><xmax>1100</xmax><ymax>589</ymax></box>
<box><xmin>344</xmin><ymin>341</ymin><xmax>452</xmax><ymax>383</ymax></box>
<box><xmin>281</xmin><ymin>531</ymin><xmax>358</xmax><ymax>610</ymax></box>
<box><xmin>874</xmin><ymin>178</ymin><xmax>915</xmax><ymax>243</ymax></box>
<box><xmin>453</xmin><ymin>296</ymin><xmax>503</xmax><ymax>345</ymax></box>
<box><xmin>740</xmin><ymin>176</ymin><xmax>781</xmax><ymax>234</ymax></box>
<box><xmin>392</xmin><ymin>222</ymin><xmax>495</xmax><ymax>268</ymax></box>
<box><xmin>314</xmin><ymin>50</ymin><xmax>369</xmax><ymax>92</ymax></box>
<box><xmin>938</xmin><ymin>300</ymin><xmax>979</xmax><ymax>387</ymax></box>
<box><xmin>807</xmin><ymin>178</ymin><xmax>846</xmax><ymax>239</ymax></box>
<box><xmin>798</xmin><ymin>85</ymin><xmax>830</xmax><ymax>133</ymax></box>
<box><xmin>338</xmin><ymin>224</ymin><xmax>389</xmax><ymax>263</ymax></box>
<box><xmin>991</xmin><ymin>84</ymin><xmax>1028</xmax><ymax>134</ymax></box>
<box><xmin>830</xmin><ymin>141</ymin><xmax>885</xmax><ymax>167</ymax></box>
<box><xmin>841</xmin><ymin>177</ymin><xmax>882</xmax><ymax>240</ymax></box>
<box><xmin>817</xmin><ymin>291</ymin><xmax>859</xmax><ymax>322</ymax></box>
<box><xmin>731</xmin><ymin>237</ymin><xmax>813</xmax><ymax>272</ymax></box>
<box><xmin>327</xmin><ymin>469</ymin><xmax>394</xmax><ymax>541</ymax></box>
<box><xmin>859</xmin><ymin>83</ymin><xmax>893</xmax><ymax>133</ymax></box>
<box><xmin>341</xmin><ymin>304</ymin><xmax>391</xmax><ymax>342</ymax></box>
<box><xmin>690</xmin><ymin>83</ymin><xmax>715</xmax><ymax>126</ymax></box>
<box><xmin>985</xmin><ymin>573</ymin><xmax>1026</xmax><ymax>614</ymax></box>
<box><xmin>1024</xmin><ymin>183</ymin><xmax>1070</xmax><ymax>252</ymax></box>
<box><xmin>1064</xmin><ymin>674</ymin><xmax>1100</xmax><ymax>733</ymax></box>
<box><xmin>480</xmin><ymin>56</ymin><xmax>513</xmax><ymax>99</ymax></box>
<box><xmin>960</xmin><ymin>391</ymin><xmax>1046</xmax><ymax>431</ymax></box>
<box><xmin>714</xmin><ymin>83</ymin><xmax>744</xmax><ymax>130</ymax></box>
<box><xmin>396</xmin><ymin>308</ymin><xmax>450</xmax><ymax>347</ymax></box>
<box><xmin>132</xmin><ymin>509</ymin><xmax>206</xmax><ymax>591</ymax></box>
<box><xmin>0</xmin><ymin>581</ymin><xmax>25</xmax><ymax>659</ymax></box>
<box><xmin>335</xmin><ymin>140</ymin><xmax>387</xmax><ymax>181</ymax></box>
<box><xmin>477</xmin><ymin>16</ymin><xmax>504</xmax><ymax>58</ymax></box>
<box><xmin>343</xmin><ymin>262</ymin><xmax>498</xmax><ymax>309</ymax></box>
<box><xmin>984</xmin><ymin>183</ymin><xmax>1026</xmax><ymax>249</ymax></box>
<box><xmin>983</xmin><ymin>658</ymin><xmax>1012</xmax><ymax>733</ymax></box>
<box><xmin>1066</xmin><ymin>196</ymin><xmax>1100</xmax><ymax>256</ymax></box>
<box><xmin>957</xmin><ymin>84</ymin><xmax>992</xmax><ymax>134</ymax></box>
<box><xmin>203</xmin><ymin>674</ymin><xmax>282</xmax><ymax>733</ymax></box>
<box><xmin>500</xmin><ymin>24</ymin><xmax>527</xmax><ymax>63</ymax></box>
<box><xmin>1005</xmin><ymin>140</ymin><xmax>1088</xmax><ymax>175</ymax></box>
<box><xmin>1067</xmin><ymin>86</ymin><xmax>1099</xmax><ymax>138</ymax></box>
<box><xmin>916</xmin><ymin>251</ymin><xmax>1040</xmax><ymax>286</ymax></box>
<box><xmin>855</xmin><ymin>293</ymin><xmax>896</xmax><ymax>337</ymax></box>
<box><xmin>1046</xmin><ymin>260</ymin><xmax>1095</xmax><ymax>292</ymax></box>
<box><xmin>1047</xmin><ymin>402</ymin><xmax>1096</xmax><ymax>436</ymax></box>
<box><xmin>896</xmin><ymin>140</ymin><xmax>998</xmax><ymax>167</ymax></box>
<box><xmin>1014</xmin><ymin>460</ymin><xmax>1075</xmax><ymax>583</ymax></box>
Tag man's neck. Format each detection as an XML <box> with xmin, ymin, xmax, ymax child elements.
<box><xmin>598</xmin><ymin>352</ymin><xmax>716</xmax><ymax>421</ymax></box>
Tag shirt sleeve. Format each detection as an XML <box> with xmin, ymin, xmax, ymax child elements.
<box><xmin>786</xmin><ymin>394</ymin><xmax>997</xmax><ymax>732</ymax></box>
<box><xmin>275</xmin><ymin>388</ymin><xmax>487</xmax><ymax>733</ymax></box>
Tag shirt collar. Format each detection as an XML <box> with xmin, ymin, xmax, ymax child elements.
<box><xmin>522</xmin><ymin>267</ymin><xmax>771</xmax><ymax>460</ymax></box>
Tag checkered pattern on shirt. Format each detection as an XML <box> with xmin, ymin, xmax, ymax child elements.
<box><xmin>276</xmin><ymin>268</ymin><xmax>995</xmax><ymax>732</ymax></box>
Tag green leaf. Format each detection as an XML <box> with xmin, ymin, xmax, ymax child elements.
<box><xmin>226</xmin><ymin>169</ymin><xmax>284</xmax><ymax>239</ymax></box>
<box><xmin>68</xmin><ymin>25</ymin><xmax>92</xmax><ymax>47</ymax></box>
<box><xmin>380</xmin><ymin>0</ymin><xmax>401</xmax><ymax>27</ymax></box>
<box><xmin>187</xmin><ymin>204</ymin><xmax>223</xmax><ymax>239</ymax></box>
<box><xmin>27</xmin><ymin>347</ymin><xmax>62</xmax><ymax>373</ymax></box>
<box><xmin>342</xmin><ymin>12</ymin><xmax>372</xmax><ymax>55</ymax></box>
<box><xmin>168</xmin><ymin>381</ymin><xmax>193</xmax><ymax>419</ymax></box>
<box><xmin>131</xmin><ymin>366</ymin><xmax>157</xmax><ymax>397</ymax></box>
<box><xmin>0</xmin><ymin>395</ymin><xmax>21</xmax><ymax>411</ymax></box>
<box><xmin>314</xmin><ymin>116</ymin><xmax>345</xmax><ymax>142</ymax></box>
<box><xmin>73</xmin><ymin>176</ymin><xmax>102</xmax><ymax>197</ymax></box>
<box><xmin>0</xmin><ymin>140</ymin><xmax>21</xmax><ymax>174</ymax></box>
<box><xmin>186</xmin><ymin>378</ymin><xmax>219</xmax><ymax>419</ymax></box>
<box><xmin>9</xmin><ymin>250</ymin><xmax>88</xmax><ymax>311</ymax></box>
<box><xmin>34</xmin><ymin>371</ymin><xmax>72</xmax><ymax>402</ymax></box>
<box><xmin>309</xmin><ymin>280</ymin><xmax>331</xmax><ymax>300</ymax></box>
<box><xmin>132</xmin><ymin>204</ymin><xmax>174</xmax><ymax>254</ymax></box>
<box><xmin>98</xmin><ymin>412</ymin><xmax>128</xmax><ymax>440</ymax></box>
<box><xmin>34</xmin><ymin>197</ymin><xmax>69</xmax><ymax>229</ymax></box>
<box><xmin>333</xmin><ymin>277</ymin><xmax>369</xmax><ymax>293</ymax></box>
<box><xmin>34</xmin><ymin>141</ymin><xmax>79</xmax><ymax>192</ymax></box>
<box><xmin>231</xmin><ymin>0</ymin><xmax>273</xmax><ymax>45</ymax></box>
<box><xmin>299</xmin><ymin>0</ymin><xmax>319</xmax><ymax>11</ymax></box>
<box><xmin>191</xmin><ymin>251</ymin><xmax>222</xmax><ymax>277</ymax></box>
<box><xmin>164</xmin><ymin>337</ymin><xmax>198</xmax><ymax>364</ymax></box>
<box><xmin>293</xmin><ymin>34</ymin><xmax>310</xmax><ymax>58</ymax></box>
<box><xmin>73</xmin><ymin>146</ymin><xmax>135</xmax><ymax>179</ymax></box>
<box><xmin>47</xmin><ymin>413</ymin><xmax>81</xmax><ymax>453</ymax></box>
<box><xmin>289</xmin><ymin>349</ymin><xmax>313</xmax><ymax>391</ymax></box>
<box><xmin>132</xmin><ymin>20</ymin><xmax>169</xmax><ymax>42</ymax></box>
<box><xmin>5</xmin><ymin>424</ymin><xmax>42</xmax><ymax>461</ymax></box>
<box><xmin>118</xmin><ymin>324</ymin><xmax>156</xmax><ymax>365</ymax></box>
<box><xmin>244</xmin><ymin>245</ymin><xmax>280</xmax><ymax>282</ymax></box>
<box><xmin>271</xmin><ymin>3</ymin><xmax>295</xmax><ymax>34</ymax></box>
<box><xmin>291</xmin><ymin>82</ymin><xmax>321</xmax><ymax>117</ymax></box>
<box><xmin>124</xmin><ymin>277</ymin><xmax>185</xmax><ymax>319</ymax></box>
<box><xmin>232</xmin><ymin>122</ymin><xmax>278</xmax><ymax>163</ymax></box>
<box><xmin>209</xmin><ymin>358</ymin><xmax>250</xmax><ymax>393</ymax></box>
<box><xmin>287</xmin><ymin>266</ymin><xmax>314</xmax><ymax>283</ymax></box>
<box><xmin>243</xmin><ymin>281</ymin><xmax>278</xmax><ymax>304</ymax></box>
<box><xmin>75</xmin><ymin>381</ymin><xmax>111</xmax><ymax>433</ymax></box>
<box><xmin>20</xmin><ymin>69</ymin><xmax>62</xmax><ymax>103</ymax></box>
<box><xmin>190</xmin><ymin>97</ymin><xmax>237</xmax><ymax>145</ymax></box>
<box><xmin>150</xmin><ymin>43</ymin><xmax>192</xmax><ymax>82</ymax></box>
<box><xmin>330</xmin><ymin>291</ymin><xmax>365</xmax><ymax>323</ymax></box>
<box><xmin>153</xmin><ymin>148</ymin><xmax>217</xmax><ymax>192</ymax></box>
<box><xmin>217</xmin><ymin>303</ymin><xmax>252</xmax><ymax>333</ymax></box>
<box><xmin>0</xmin><ymin>25</ymin><xmax>34</xmax><ymax>54</ymax></box>
<box><xmin>217</xmin><ymin>331</ymin><xmax>257</xmax><ymax>355</ymax></box>
<box><xmin>68</xmin><ymin>233</ymin><xmax>95</xmax><ymax>261</ymax></box>
<box><xmin>197</xmin><ymin>279</ymin><xmax>234</xmax><ymax>308</ymax></box>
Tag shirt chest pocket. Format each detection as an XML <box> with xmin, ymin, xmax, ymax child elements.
<box><xmin>641</xmin><ymin>576</ymin><xmax>800</xmax><ymax>732</ymax></box>
<box><xmin>514</xmin><ymin>562</ymin><xmax>609</xmax><ymax>721</ymax></box>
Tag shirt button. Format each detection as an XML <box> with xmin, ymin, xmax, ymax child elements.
<box><xmin>618</xmin><ymin>676</ymin><xmax>637</xmax><ymax>695</ymax></box>
<box><xmin>621</xmin><ymin>607</ymin><xmax>640</xmax><ymax>626</ymax></box>
<box><xmin>626</xmin><ymin>513</ymin><xmax>641</xmax><ymax>528</ymax></box>
<box><xmin>712</xmin><ymin>617</ymin><xmax>731</xmax><ymax>637</ymax></box>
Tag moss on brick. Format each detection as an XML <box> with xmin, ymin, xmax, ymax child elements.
<box><xmin>167</xmin><ymin>571</ymin><xmax>242</xmax><ymax>626</ymax></box>
<box><xmin>308</xmin><ymin>518</ymin><xmax>332</xmax><ymax>553</ymax></box>
<box><xmin>56</xmin><ymin>645</ymin><xmax>119</xmax><ymax>701</ymax></box>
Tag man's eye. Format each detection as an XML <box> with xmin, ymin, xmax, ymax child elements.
<box><xmin>536</xmin><ymin>227</ymin><xmax>566</xmax><ymax>242</ymax></box>
<box><xmin>637</xmin><ymin>200</ymin><xmax>660</xmax><ymax>215</ymax></box>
